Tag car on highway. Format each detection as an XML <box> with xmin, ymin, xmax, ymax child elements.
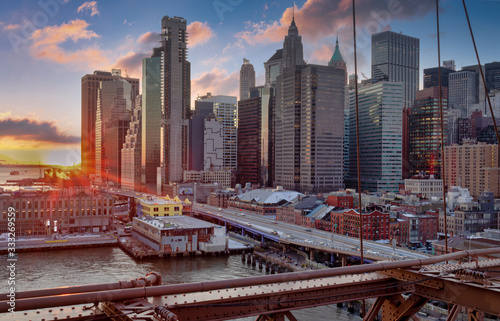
<box><xmin>270</xmin><ymin>230</ymin><xmax>278</xmax><ymax>235</ymax></box>
<box><xmin>304</xmin><ymin>228</ymin><xmax>312</xmax><ymax>232</ymax></box>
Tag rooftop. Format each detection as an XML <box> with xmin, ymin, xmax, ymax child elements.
<box><xmin>135</xmin><ymin>215</ymin><xmax>216</xmax><ymax>230</ymax></box>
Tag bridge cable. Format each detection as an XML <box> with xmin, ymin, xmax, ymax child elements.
<box><xmin>435</xmin><ymin>0</ymin><xmax>449</xmax><ymax>257</ymax></box>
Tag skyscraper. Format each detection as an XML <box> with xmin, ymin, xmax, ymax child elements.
<box><xmin>371</xmin><ymin>31</ymin><xmax>419</xmax><ymax>109</ymax></box>
<box><xmin>141</xmin><ymin>54</ymin><xmax>162</xmax><ymax>192</ymax></box>
<box><xmin>328</xmin><ymin>37</ymin><xmax>347</xmax><ymax>85</ymax></box>
<box><xmin>158</xmin><ymin>16</ymin><xmax>191</xmax><ymax>187</ymax></box>
<box><xmin>237</xmin><ymin>86</ymin><xmax>274</xmax><ymax>187</ymax></box>
<box><xmin>197</xmin><ymin>93</ymin><xmax>238</xmax><ymax>171</ymax></box>
<box><xmin>239</xmin><ymin>58</ymin><xmax>255</xmax><ymax>100</ymax></box>
<box><xmin>81</xmin><ymin>69</ymin><xmax>138</xmax><ymax>177</ymax></box>
<box><xmin>423</xmin><ymin>67</ymin><xmax>454</xmax><ymax>88</ymax></box>
<box><xmin>275</xmin><ymin>17</ymin><xmax>345</xmax><ymax>193</ymax></box>
<box><xmin>347</xmin><ymin>82</ymin><xmax>404</xmax><ymax>192</ymax></box>
<box><xmin>95</xmin><ymin>78</ymin><xmax>133</xmax><ymax>186</ymax></box>
<box><xmin>275</xmin><ymin>16</ymin><xmax>306</xmax><ymax>191</ymax></box>
<box><xmin>264</xmin><ymin>49</ymin><xmax>282</xmax><ymax>87</ymax></box>
<box><xmin>486</xmin><ymin>61</ymin><xmax>500</xmax><ymax>92</ymax></box>
<box><xmin>188</xmin><ymin>101</ymin><xmax>213</xmax><ymax>171</ymax></box>
<box><xmin>408</xmin><ymin>87</ymin><xmax>448</xmax><ymax>178</ymax></box>
<box><xmin>121</xmin><ymin>95</ymin><xmax>142</xmax><ymax>190</ymax></box>
<box><xmin>449</xmin><ymin>70</ymin><xmax>477</xmax><ymax>117</ymax></box>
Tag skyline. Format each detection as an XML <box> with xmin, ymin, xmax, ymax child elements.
<box><xmin>0</xmin><ymin>0</ymin><xmax>499</xmax><ymax>165</ymax></box>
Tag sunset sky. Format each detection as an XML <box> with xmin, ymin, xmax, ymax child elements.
<box><xmin>0</xmin><ymin>0</ymin><xmax>499</xmax><ymax>166</ymax></box>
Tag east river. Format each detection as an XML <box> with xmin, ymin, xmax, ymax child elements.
<box><xmin>0</xmin><ymin>246</ymin><xmax>362</xmax><ymax>320</ymax></box>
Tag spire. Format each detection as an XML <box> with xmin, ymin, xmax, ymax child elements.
<box><xmin>288</xmin><ymin>4</ymin><xmax>298</xmax><ymax>35</ymax></box>
<box><xmin>329</xmin><ymin>37</ymin><xmax>345</xmax><ymax>67</ymax></box>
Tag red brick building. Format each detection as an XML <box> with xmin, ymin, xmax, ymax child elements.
<box><xmin>325</xmin><ymin>195</ymin><xmax>353</xmax><ymax>208</ymax></box>
<box><xmin>331</xmin><ymin>209</ymin><xmax>390</xmax><ymax>241</ymax></box>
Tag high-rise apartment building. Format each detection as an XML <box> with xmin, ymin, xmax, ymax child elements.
<box><xmin>371</xmin><ymin>31</ymin><xmax>419</xmax><ymax>108</ymax></box>
<box><xmin>95</xmin><ymin>78</ymin><xmax>133</xmax><ymax>186</ymax></box>
<box><xmin>444</xmin><ymin>140</ymin><xmax>499</xmax><ymax>197</ymax></box>
<box><xmin>462</xmin><ymin>64</ymin><xmax>486</xmax><ymax>104</ymax></box>
<box><xmin>158</xmin><ymin>16</ymin><xmax>191</xmax><ymax>187</ymax></box>
<box><xmin>121</xmin><ymin>95</ymin><xmax>142</xmax><ymax>190</ymax></box>
<box><xmin>347</xmin><ymin>81</ymin><xmax>404</xmax><ymax>192</ymax></box>
<box><xmin>141</xmin><ymin>54</ymin><xmax>162</xmax><ymax>192</ymax></box>
<box><xmin>81</xmin><ymin>69</ymin><xmax>138</xmax><ymax>177</ymax></box>
<box><xmin>239</xmin><ymin>58</ymin><xmax>255</xmax><ymax>100</ymax></box>
<box><xmin>237</xmin><ymin>86</ymin><xmax>274</xmax><ymax>187</ymax></box>
<box><xmin>197</xmin><ymin>93</ymin><xmax>238</xmax><ymax>171</ymax></box>
<box><xmin>408</xmin><ymin>87</ymin><xmax>448</xmax><ymax>178</ymax></box>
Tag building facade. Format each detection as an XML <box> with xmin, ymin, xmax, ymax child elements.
<box><xmin>81</xmin><ymin>70</ymin><xmax>138</xmax><ymax>178</ymax></box>
<box><xmin>449</xmin><ymin>70</ymin><xmax>477</xmax><ymax>118</ymax></box>
<box><xmin>408</xmin><ymin>86</ymin><xmax>448</xmax><ymax>178</ymax></box>
<box><xmin>198</xmin><ymin>94</ymin><xmax>238</xmax><ymax>172</ymax></box>
<box><xmin>239</xmin><ymin>58</ymin><xmax>255</xmax><ymax>100</ymax></box>
<box><xmin>371</xmin><ymin>31</ymin><xmax>419</xmax><ymax>109</ymax></box>
<box><xmin>158</xmin><ymin>16</ymin><xmax>191</xmax><ymax>186</ymax></box>
<box><xmin>347</xmin><ymin>81</ymin><xmax>404</xmax><ymax>192</ymax></box>
<box><xmin>121</xmin><ymin>95</ymin><xmax>142</xmax><ymax>190</ymax></box>
<box><xmin>444</xmin><ymin>141</ymin><xmax>499</xmax><ymax>197</ymax></box>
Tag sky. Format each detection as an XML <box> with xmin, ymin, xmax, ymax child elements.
<box><xmin>0</xmin><ymin>0</ymin><xmax>499</xmax><ymax>166</ymax></box>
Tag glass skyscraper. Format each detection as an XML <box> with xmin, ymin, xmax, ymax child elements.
<box><xmin>347</xmin><ymin>81</ymin><xmax>404</xmax><ymax>192</ymax></box>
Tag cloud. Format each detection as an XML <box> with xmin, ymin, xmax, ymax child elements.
<box><xmin>309</xmin><ymin>43</ymin><xmax>333</xmax><ymax>64</ymax></box>
<box><xmin>113</xmin><ymin>51</ymin><xmax>149</xmax><ymax>78</ymax></box>
<box><xmin>187</xmin><ymin>21</ymin><xmax>215</xmax><ymax>48</ymax></box>
<box><xmin>30</xmin><ymin>19</ymin><xmax>109</xmax><ymax>69</ymax></box>
<box><xmin>137</xmin><ymin>31</ymin><xmax>159</xmax><ymax>46</ymax></box>
<box><xmin>77</xmin><ymin>1</ymin><xmax>100</xmax><ymax>17</ymax></box>
<box><xmin>0</xmin><ymin>118</ymin><xmax>80</xmax><ymax>144</ymax></box>
<box><xmin>191</xmin><ymin>68</ymin><xmax>239</xmax><ymax>103</ymax></box>
<box><xmin>236</xmin><ymin>0</ymin><xmax>436</xmax><ymax>45</ymax></box>
<box><xmin>3</xmin><ymin>23</ymin><xmax>21</xmax><ymax>31</ymax></box>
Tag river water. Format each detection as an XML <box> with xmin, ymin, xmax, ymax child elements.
<box><xmin>0</xmin><ymin>247</ymin><xmax>362</xmax><ymax>320</ymax></box>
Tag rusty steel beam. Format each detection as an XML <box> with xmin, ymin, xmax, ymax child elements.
<box><xmin>364</xmin><ymin>296</ymin><xmax>386</xmax><ymax>321</ymax></box>
<box><xmin>446</xmin><ymin>305</ymin><xmax>461</xmax><ymax>321</ymax></box>
<box><xmin>3</xmin><ymin>248</ymin><xmax>500</xmax><ymax>313</ymax></box>
<box><xmin>0</xmin><ymin>272</ymin><xmax>161</xmax><ymax>302</ymax></box>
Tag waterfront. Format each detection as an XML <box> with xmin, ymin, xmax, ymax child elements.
<box><xmin>0</xmin><ymin>165</ymin><xmax>49</xmax><ymax>185</ymax></box>
<box><xmin>0</xmin><ymin>247</ymin><xmax>362</xmax><ymax>320</ymax></box>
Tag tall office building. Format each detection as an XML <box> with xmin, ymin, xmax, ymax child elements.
<box><xmin>486</xmin><ymin>62</ymin><xmax>500</xmax><ymax>92</ymax></box>
<box><xmin>408</xmin><ymin>87</ymin><xmax>448</xmax><ymax>178</ymax></box>
<box><xmin>197</xmin><ymin>93</ymin><xmax>238</xmax><ymax>171</ymax></box>
<box><xmin>158</xmin><ymin>16</ymin><xmax>191</xmax><ymax>188</ymax></box>
<box><xmin>264</xmin><ymin>49</ymin><xmax>282</xmax><ymax>87</ymax></box>
<box><xmin>371</xmin><ymin>31</ymin><xmax>419</xmax><ymax>108</ymax></box>
<box><xmin>121</xmin><ymin>95</ymin><xmax>142</xmax><ymax>191</ymax></box>
<box><xmin>275</xmin><ymin>16</ymin><xmax>306</xmax><ymax>191</ymax></box>
<box><xmin>423</xmin><ymin>67</ymin><xmax>454</xmax><ymax>88</ymax></box>
<box><xmin>300</xmin><ymin>64</ymin><xmax>345</xmax><ymax>192</ymax></box>
<box><xmin>188</xmin><ymin>101</ymin><xmax>213</xmax><ymax>171</ymax></box>
<box><xmin>81</xmin><ymin>69</ymin><xmax>139</xmax><ymax>177</ymax></box>
<box><xmin>204</xmin><ymin>117</ymin><xmax>224</xmax><ymax>170</ymax></box>
<box><xmin>237</xmin><ymin>86</ymin><xmax>274</xmax><ymax>187</ymax></box>
<box><xmin>449</xmin><ymin>71</ymin><xmax>477</xmax><ymax>118</ymax></box>
<box><xmin>462</xmin><ymin>64</ymin><xmax>486</xmax><ymax>104</ymax></box>
<box><xmin>95</xmin><ymin>79</ymin><xmax>133</xmax><ymax>186</ymax></box>
<box><xmin>239</xmin><ymin>58</ymin><xmax>255</xmax><ymax>100</ymax></box>
<box><xmin>347</xmin><ymin>82</ymin><xmax>404</xmax><ymax>192</ymax></box>
<box><xmin>141</xmin><ymin>53</ymin><xmax>162</xmax><ymax>192</ymax></box>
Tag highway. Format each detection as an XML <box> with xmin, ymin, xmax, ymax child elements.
<box><xmin>194</xmin><ymin>203</ymin><xmax>430</xmax><ymax>261</ymax></box>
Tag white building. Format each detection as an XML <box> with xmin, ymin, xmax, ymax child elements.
<box><xmin>404</xmin><ymin>178</ymin><xmax>443</xmax><ymax>199</ymax></box>
<box><xmin>198</xmin><ymin>94</ymin><xmax>238</xmax><ymax>171</ymax></box>
<box><xmin>445</xmin><ymin>186</ymin><xmax>474</xmax><ymax>210</ymax></box>
<box><xmin>121</xmin><ymin>95</ymin><xmax>142</xmax><ymax>190</ymax></box>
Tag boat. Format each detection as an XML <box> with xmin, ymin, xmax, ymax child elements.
<box><xmin>10</xmin><ymin>171</ymin><xmax>20</xmax><ymax>175</ymax></box>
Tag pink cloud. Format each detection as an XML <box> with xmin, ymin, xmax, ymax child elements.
<box><xmin>191</xmin><ymin>68</ymin><xmax>239</xmax><ymax>104</ymax></box>
<box><xmin>77</xmin><ymin>1</ymin><xmax>100</xmax><ymax>17</ymax></box>
<box><xmin>236</xmin><ymin>0</ymin><xmax>435</xmax><ymax>45</ymax></box>
<box><xmin>3</xmin><ymin>23</ymin><xmax>21</xmax><ymax>31</ymax></box>
<box><xmin>309</xmin><ymin>43</ymin><xmax>333</xmax><ymax>64</ymax></box>
<box><xmin>137</xmin><ymin>31</ymin><xmax>159</xmax><ymax>46</ymax></box>
<box><xmin>29</xmin><ymin>19</ymin><xmax>109</xmax><ymax>69</ymax></box>
<box><xmin>112</xmin><ymin>51</ymin><xmax>149</xmax><ymax>79</ymax></box>
<box><xmin>187</xmin><ymin>21</ymin><xmax>215</xmax><ymax>48</ymax></box>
